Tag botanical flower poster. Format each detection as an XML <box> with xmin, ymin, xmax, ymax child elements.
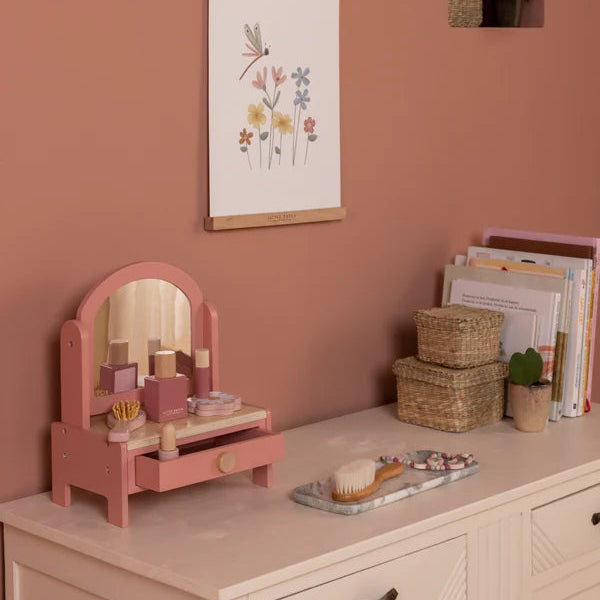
<box><xmin>208</xmin><ymin>0</ymin><xmax>341</xmax><ymax>224</ymax></box>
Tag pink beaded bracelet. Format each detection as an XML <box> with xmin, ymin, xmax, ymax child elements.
<box><xmin>380</xmin><ymin>452</ymin><xmax>474</xmax><ymax>471</ymax></box>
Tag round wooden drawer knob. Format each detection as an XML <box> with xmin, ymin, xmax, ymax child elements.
<box><xmin>217</xmin><ymin>452</ymin><xmax>236</xmax><ymax>473</ymax></box>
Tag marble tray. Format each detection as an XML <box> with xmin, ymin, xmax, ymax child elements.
<box><xmin>292</xmin><ymin>450</ymin><xmax>479</xmax><ymax>515</ymax></box>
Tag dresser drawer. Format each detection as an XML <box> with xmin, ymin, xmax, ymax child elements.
<box><xmin>532</xmin><ymin>483</ymin><xmax>600</xmax><ymax>574</ymax></box>
<box><xmin>135</xmin><ymin>428</ymin><xmax>284</xmax><ymax>492</ymax></box>
<box><xmin>286</xmin><ymin>535</ymin><xmax>466</xmax><ymax>600</ymax></box>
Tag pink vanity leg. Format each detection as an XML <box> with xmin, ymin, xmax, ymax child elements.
<box><xmin>52</xmin><ymin>476</ymin><xmax>72</xmax><ymax>507</ymax></box>
<box><xmin>51</xmin><ymin>421</ymin><xmax>130</xmax><ymax>527</ymax></box>
<box><xmin>107</xmin><ymin>486</ymin><xmax>129</xmax><ymax>528</ymax></box>
<box><xmin>51</xmin><ymin>423</ymin><xmax>72</xmax><ymax>507</ymax></box>
<box><xmin>104</xmin><ymin>445</ymin><xmax>129</xmax><ymax>527</ymax></box>
<box><xmin>252</xmin><ymin>409</ymin><xmax>276</xmax><ymax>487</ymax></box>
<box><xmin>252</xmin><ymin>464</ymin><xmax>273</xmax><ymax>487</ymax></box>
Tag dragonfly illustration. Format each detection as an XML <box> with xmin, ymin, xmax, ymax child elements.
<box><xmin>240</xmin><ymin>23</ymin><xmax>269</xmax><ymax>80</ymax></box>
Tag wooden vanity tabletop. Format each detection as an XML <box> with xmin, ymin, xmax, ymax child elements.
<box><xmin>3</xmin><ymin>404</ymin><xmax>600</xmax><ymax>600</ymax></box>
<box><xmin>89</xmin><ymin>404</ymin><xmax>268</xmax><ymax>450</ymax></box>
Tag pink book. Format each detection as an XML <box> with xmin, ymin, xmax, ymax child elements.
<box><xmin>483</xmin><ymin>227</ymin><xmax>600</xmax><ymax>412</ymax></box>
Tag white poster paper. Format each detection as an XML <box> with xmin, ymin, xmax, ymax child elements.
<box><xmin>208</xmin><ymin>0</ymin><xmax>341</xmax><ymax>217</ymax></box>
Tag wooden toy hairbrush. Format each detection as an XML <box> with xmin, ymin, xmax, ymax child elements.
<box><xmin>106</xmin><ymin>400</ymin><xmax>147</xmax><ymax>442</ymax></box>
<box><xmin>332</xmin><ymin>459</ymin><xmax>404</xmax><ymax>502</ymax></box>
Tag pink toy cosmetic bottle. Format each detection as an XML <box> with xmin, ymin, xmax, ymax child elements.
<box><xmin>99</xmin><ymin>340</ymin><xmax>138</xmax><ymax>393</ymax></box>
<box><xmin>147</xmin><ymin>338</ymin><xmax>161</xmax><ymax>376</ymax></box>
<box><xmin>144</xmin><ymin>350</ymin><xmax>189</xmax><ymax>422</ymax></box>
<box><xmin>194</xmin><ymin>348</ymin><xmax>211</xmax><ymax>399</ymax></box>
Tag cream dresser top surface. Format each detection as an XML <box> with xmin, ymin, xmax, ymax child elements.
<box><xmin>2</xmin><ymin>404</ymin><xmax>600</xmax><ymax>600</ymax></box>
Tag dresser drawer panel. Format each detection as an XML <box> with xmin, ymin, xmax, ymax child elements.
<box><xmin>135</xmin><ymin>429</ymin><xmax>284</xmax><ymax>492</ymax></box>
<box><xmin>532</xmin><ymin>555</ymin><xmax>600</xmax><ymax>599</ymax></box>
<box><xmin>286</xmin><ymin>535</ymin><xmax>466</xmax><ymax>600</ymax></box>
<box><xmin>531</xmin><ymin>483</ymin><xmax>600</xmax><ymax>574</ymax></box>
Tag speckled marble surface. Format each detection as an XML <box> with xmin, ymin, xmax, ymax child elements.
<box><xmin>293</xmin><ymin>451</ymin><xmax>479</xmax><ymax>515</ymax></box>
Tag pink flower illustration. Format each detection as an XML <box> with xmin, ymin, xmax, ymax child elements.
<box><xmin>271</xmin><ymin>66</ymin><xmax>287</xmax><ymax>86</ymax></box>
<box><xmin>252</xmin><ymin>67</ymin><xmax>267</xmax><ymax>90</ymax></box>
<box><xmin>304</xmin><ymin>117</ymin><xmax>316</xmax><ymax>134</ymax></box>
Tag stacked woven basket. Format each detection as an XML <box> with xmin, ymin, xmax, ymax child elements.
<box><xmin>393</xmin><ymin>305</ymin><xmax>508</xmax><ymax>432</ymax></box>
<box><xmin>448</xmin><ymin>0</ymin><xmax>483</xmax><ymax>27</ymax></box>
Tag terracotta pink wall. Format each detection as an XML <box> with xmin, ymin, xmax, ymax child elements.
<box><xmin>2</xmin><ymin>0</ymin><xmax>600</xmax><ymax>514</ymax></box>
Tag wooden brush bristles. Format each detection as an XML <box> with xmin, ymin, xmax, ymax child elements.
<box><xmin>111</xmin><ymin>400</ymin><xmax>141</xmax><ymax>421</ymax></box>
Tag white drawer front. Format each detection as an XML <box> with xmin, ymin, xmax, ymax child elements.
<box><xmin>286</xmin><ymin>536</ymin><xmax>466</xmax><ymax>600</ymax></box>
<box><xmin>532</xmin><ymin>555</ymin><xmax>600</xmax><ymax>599</ymax></box>
<box><xmin>532</xmin><ymin>483</ymin><xmax>600</xmax><ymax>574</ymax></box>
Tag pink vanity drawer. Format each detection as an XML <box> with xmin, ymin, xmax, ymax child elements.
<box><xmin>135</xmin><ymin>429</ymin><xmax>284</xmax><ymax>492</ymax></box>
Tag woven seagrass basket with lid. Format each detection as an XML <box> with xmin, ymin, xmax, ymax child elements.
<box><xmin>393</xmin><ymin>357</ymin><xmax>508</xmax><ymax>432</ymax></box>
<box><xmin>414</xmin><ymin>304</ymin><xmax>504</xmax><ymax>369</ymax></box>
<box><xmin>448</xmin><ymin>0</ymin><xmax>483</xmax><ymax>27</ymax></box>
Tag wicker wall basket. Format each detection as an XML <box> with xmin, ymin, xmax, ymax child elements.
<box><xmin>414</xmin><ymin>305</ymin><xmax>503</xmax><ymax>369</ymax></box>
<box><xmin>448</xmin><ymin>0</ymin><xmax>483</xmax><ymax>27</ymax></box>
<box><xmin>393</xmin><ymin>357</ymin><xmax>508</xmax><ymax>432</ymax></box>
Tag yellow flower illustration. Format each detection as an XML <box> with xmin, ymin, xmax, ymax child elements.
<box><xmin>272</xmin><ymin>112</ymin><xmax>294</xmax><ymax>135</ymax></box>
<box><xmin>247</xmin><ymin>103</ymin><xmax>267</xmax><ymax>129</ymax></box>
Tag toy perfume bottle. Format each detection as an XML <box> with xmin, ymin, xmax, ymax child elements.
<box><xmin>194</xmin><ymin>348</ymin><xmax>211</xmax><ymax>399</ymax></box>
<box><xmin>99</xmin><ymin>339</ymin><xmax>138</xmax><ymax>393</ymax></box>
<box><xmin>143</xmin><ymin>350</ymin><xmax>189</xmax><ymax>422</ymax></box>
<box><xmin>147</xmin><ymin>338</ymin><xmax>161</xmax><ymax>376</ymax></box>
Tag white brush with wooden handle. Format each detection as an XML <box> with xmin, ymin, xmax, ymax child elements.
<box><xmin>332</xmin><ymin>459</ymin><xmax>404</xmax><ymax>502</ymax></box>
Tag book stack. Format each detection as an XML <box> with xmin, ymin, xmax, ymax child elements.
<box><xmin>442</xmin><ymin>228</ymin><xmax>600</xmax><ymax>421</ymax></box>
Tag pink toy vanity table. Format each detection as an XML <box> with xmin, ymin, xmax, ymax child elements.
<box><xmin>51</xmin><ymin>262</ymin><xmax>284</xmax><ymax>527</ymax></box>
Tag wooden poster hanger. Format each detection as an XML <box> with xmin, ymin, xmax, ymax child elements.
<box><xmin>204</xmin><ymin>206</ymin><xmax>346</xmax><ymax>231</ymax></box>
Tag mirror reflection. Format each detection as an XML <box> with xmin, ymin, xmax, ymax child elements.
<box><xmin>93</xmin><ymin>278</ymin><xmax>191</xmax><ymax>395</ymax></box>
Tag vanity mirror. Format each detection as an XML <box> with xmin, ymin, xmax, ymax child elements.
<box><xmin>94</xmin><ymin>278</ymin><xmax>192</xmax><ymax>396</ymax></box>
<box><xmin>61</xmin><ymin>262</ymin><xmax>208</xmax><ymax>422</ymax></box>
<box><xmin>52</xmin><ymin>262</ymin><xmax>284</xmax><ymax>526</ymax></box>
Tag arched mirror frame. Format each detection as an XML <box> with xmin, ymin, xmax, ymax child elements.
<box><xmin>60</xmin><ymin>262</ymin><xmax>219</xmax><ymax>429</ymax></box>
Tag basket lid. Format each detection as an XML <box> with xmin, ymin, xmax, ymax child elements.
<box><xmin>392</xmin><ymin>356</ymin><xmax>508</xmax><ymax>389</ymax></box>
<box><xmin>414</xmin><ymin>305</ymin><xmax>504</xmax><ymax>331</ymax></box>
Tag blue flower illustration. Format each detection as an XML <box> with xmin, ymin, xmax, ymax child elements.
<box><xmin>294</xmin><ymin>89</ymin><xmax>311</xmax><ymax>109</ymax></box>
<box><xmin>291</xmin><ymin>67</ymin><xmax>310</xmax><ymax>87</ymax></box>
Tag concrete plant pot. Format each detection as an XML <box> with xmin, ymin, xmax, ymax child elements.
<box><xmin>508</xmin><ymin>380</ymin><xmax>551</xmax><ymax>432</ymax></box>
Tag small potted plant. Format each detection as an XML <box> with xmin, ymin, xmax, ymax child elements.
<box><xmin>508</xmin><ymin>347</ymin><xmax>552</xmax><ymax>432</ymax></box>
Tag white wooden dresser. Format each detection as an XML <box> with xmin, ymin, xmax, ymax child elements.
<box><xmin>3</xmin><ymin>403</ymin><xmax>600</xmax><ymax>600</ymax></box>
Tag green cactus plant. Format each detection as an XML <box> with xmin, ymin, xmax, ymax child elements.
<box><xmin>508</xmin><ymin>347</ymin><xmax>544</xmax><ymax>387</ymax></box>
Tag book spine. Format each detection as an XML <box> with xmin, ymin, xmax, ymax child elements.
<box><xmin>549</xmin><ymin>271</ymin><xmax>570</xmax><ymax>422</ymax></box>
<box><xmin>555</xmin><ymin>272</ymin><xmax>572</xmax><ymax>420</ymax></box>
<box><xmin>586</xmin><ymin>246</ymin><xmax>599</xmax><ymax>409</ymax></box>
<box><xmin>550</xmin><ymin>331</ymin><xmax>566</xmax><ymax>421</ymax></box>
<box><xmin>583</xmin><ymin>268</ymin><xmax>596</xmax><ymax>412</ymax></box>
<box><xmin>578</xmin><ymin>264</ymin><xmax>593</xmax><ymax>415</ymax></box>
<box><xmin>539</xmin><ymin>291</ymin><xmax>561</xmax><ymax>384</ymax></box>
<box><xmin>562</xmin><ymin>269</ymin><xmax>586</xmax><ymax>417</ymax></box>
